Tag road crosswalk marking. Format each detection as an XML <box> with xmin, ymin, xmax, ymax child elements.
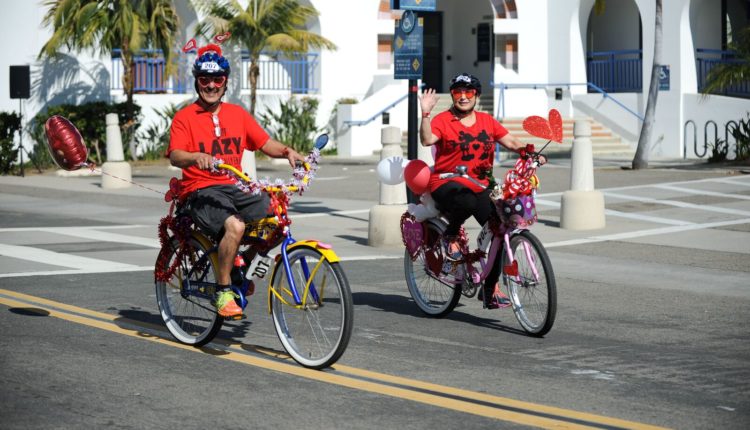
<box><xmin>1</xmin><ymin>176</ymin><xmax>749</xmax><ymax>278</ymax></box>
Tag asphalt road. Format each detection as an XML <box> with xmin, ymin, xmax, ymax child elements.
<box><xmin>1</xmin><ymin>156</ymin><xmax>749</xmax><ymax>429</ymax></box>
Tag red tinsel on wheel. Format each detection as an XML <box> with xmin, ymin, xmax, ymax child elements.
<box><xmin>44</xmin><ymin>115</ymin><xmax>89</xmax><ymax>171</ymax></box>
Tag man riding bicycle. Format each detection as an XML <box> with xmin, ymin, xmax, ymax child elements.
<box><xmin>419</xmin><ymin>73</ymin><xmax>545</xmax><ymax>308</ymax></box>
<box><xmin>167</xmin><ymin>43</ymin><xmax>305</xmax><ymax>318</ymax></box>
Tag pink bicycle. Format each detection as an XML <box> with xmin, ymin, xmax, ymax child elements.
<box><xmin>401</xmin><ymin>147</ymin><xmax>556</xmax><ymax>336</ymax></box>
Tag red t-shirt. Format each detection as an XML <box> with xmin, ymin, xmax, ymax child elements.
<box><xmin>428</xmin><ymin>110</ymin><xmax>509</xmax><ymax>193</ymax></box>
<box><xmin>167</xmin><ymin>102</ymin><xmax>269</xmax><ymax>199</ymax></box>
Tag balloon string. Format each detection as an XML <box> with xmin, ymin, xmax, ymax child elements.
<box><xmin>83</xmin><ymin>163</ymin><xmax>167</xmax><ymax>196</ymax></box>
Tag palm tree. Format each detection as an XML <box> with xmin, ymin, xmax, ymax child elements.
<box><xmin>194</xmin><ymin>0</ymin><xmax>336</xmax><ymax>114</ymax></box>
<box><xmin>701</xmin><ymin>26</ymin><xmax>750</xmax><ymax>96</ymax></box>
<box><xmin>39</xmin><ymin>0</ymin><xmax>181</xmax><ymax>119</ymax></box>
<box><xmin>632</xmin><ymin>0</ymin><xmax>662</xmax><ymax>170</ymax></box>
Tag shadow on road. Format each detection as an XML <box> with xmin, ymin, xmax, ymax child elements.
<box><xmin>352</xmin><ymin>291</ymin><xmax>529</xmax><ymax>336</ymax></box>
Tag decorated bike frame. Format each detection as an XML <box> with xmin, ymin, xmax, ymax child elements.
<box><xmin>154</xmin><ymin>136</ymin><xmax>334</xmax><ymax>315</ymax></box>
<box><xmin>392</xmin><ymin>110</ymin><xmax>562</xmax><ymax>335</ymax></box>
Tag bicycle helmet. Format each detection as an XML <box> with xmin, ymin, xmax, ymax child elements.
<box><xmin>192</xmin><ymin>44</ymin><xmax>230</xmax><ymax>78</ymax></box>
<box><xmin>449</xmin><ymin>73</ymin><xmax>482</xmax><ymax>96</ymax></box>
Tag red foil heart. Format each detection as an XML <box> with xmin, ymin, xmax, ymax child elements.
<box><xmin>44</xmin><ymin>115</ymin><xmax>88</xmax><ymax>171</ymax></box>
<box><xmin>401</xmin><ymin>215</ymin><xmax>424</xmax><ymax>259</ymax></box>
<box><xmin>522</xmin><ymin>109</ymin><xmax>563</xmax><ymax>143</ymax></box>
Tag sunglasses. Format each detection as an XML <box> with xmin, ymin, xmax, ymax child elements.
<box><xmin>450</xmin><ymin>88</ymin><xmax>477</xmax><ymax>99</ymax></box>
<box><xmin>197</xmin><ymin>76</ymin><xmax>227</xmax><ymax>87</ymax></box>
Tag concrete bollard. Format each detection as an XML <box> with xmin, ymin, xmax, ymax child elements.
<box><xmin>368</xmin><ymin>126</ymin><xmax>408</xmax><ymax>246</ymax></box>
<box><xmin>101</xmin><ymin>113</ymin><xmax>132</xmax><ymax>189</ymax></box>
<box><xmin>560</xmin><ymin>120</ymin><xmax>605</xmax><ymax>230</ymax></box>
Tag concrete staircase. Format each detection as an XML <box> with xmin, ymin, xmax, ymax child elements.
<box><xmin>498</xmin><ymin>117</ymin><xmax>634</xmax><ymax>157</ymax></box>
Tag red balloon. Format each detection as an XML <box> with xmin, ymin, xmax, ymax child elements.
<box><xmin>44</xmin><ymin>115</ymin><xmax>88</xmax><ymax>171</ymax></box>
<box><xmin>404</xmin><ymin>159</ymin><xmax>430</xmax><ymax>195</ymax></box>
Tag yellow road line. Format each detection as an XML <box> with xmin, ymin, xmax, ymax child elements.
<box><xmin>0</xmin><ymin>289</ymin><xmax>669</xmax><ymax>430</ymax></box>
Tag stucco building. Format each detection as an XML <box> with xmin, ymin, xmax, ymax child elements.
<box><xmin>1</xmin><ymin>0</ymin><xmax>748</xmax><ymax>160</ymax></box>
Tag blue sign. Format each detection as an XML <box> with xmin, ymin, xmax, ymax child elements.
<box><xmin>394</xmin><ymin>14</ymin><xmax>423</xmax><ymax>79</ymax></box>
<box><xmin>391</xmin><ymin>0</ymin><xmax>436</xmax><ymax>11</ymax></box>
<box><xmin>659</xmin><ymin>65</ymin><xmax>670</xmax><ymax>91</ymax></box>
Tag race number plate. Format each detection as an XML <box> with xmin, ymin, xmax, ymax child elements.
<box><xmin>246</xmin><ymin>254</ymin><xmax>274</xmax><ymax>284</ymax></box>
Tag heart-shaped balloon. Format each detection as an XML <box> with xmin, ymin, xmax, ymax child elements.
<box><xmin>400</xmin><ymin>215</ymin><xmax>424</xmax><ymax>259</ymax></box>
<box><xmin>44</xmin><ymin>115</ymin><xmax>89</xmax><ymax>171</ymax></box>
<box><xmin>522</xmin><ymin>109</ymin><xmax>563</xmax><ymax>143</ymax></box>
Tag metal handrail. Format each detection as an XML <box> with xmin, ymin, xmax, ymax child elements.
<box><xmin>342</xmin><ymin>93</ymin><xmax>409</xmax><ymax>127</ymax></box>
<box><xmin>494</xmin><ymin>82</ymin><xmax>645</xmax><ymax>122</ymax></box>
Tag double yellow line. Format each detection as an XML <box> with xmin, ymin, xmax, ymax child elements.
<box><xmin>0</xmin><ymin>289</ymin><xmax>667</xmax><ymax>430</ymax></box>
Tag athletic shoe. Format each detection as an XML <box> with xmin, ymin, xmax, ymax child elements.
<box><xmin>480</xmin><ymin>283</ymin><xmax>511</xmax><ymax>309</ymax></box>
<box><xmin>214</xmin><ymin>289</ymin><xmax>243</xmax><ymax>318</ymax></box>
<box><xmin>443</xmin><ymin>237</ymin><xmax>463</xmax><ymax>261</ymax></box>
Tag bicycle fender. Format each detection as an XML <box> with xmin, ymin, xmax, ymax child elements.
<box><xmin>285</xmin><ymin>240</ymin><xmax>340</xmax><ymax>263</ymax></box>
<box><xmin>191</xmin><ymin>231</ymin><xmax>220</xmax><ymax>267</ymax></box>
<box><xmin>266</xmin><ymin>240</ymin><xmax>340</xmax><ymax>313</ymax></box>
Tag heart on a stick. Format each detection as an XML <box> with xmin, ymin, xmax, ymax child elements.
<box><xmin>522</xmin><ymin>109</ymin><xmax>563</xmax><ymax>143</ymax></box>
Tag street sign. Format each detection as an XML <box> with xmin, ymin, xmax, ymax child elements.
<box><xmin>659</xmin><ymin>65</ymin><xmax>670</xmax><ymax>91</ymax></box>
<box><xmin>394</xmin><ymin>11</ymin><xmax>423</xmax><ymax>80</ymax></box>
<box><xmin>391</xmin><ymin>0</ymin><xmax>436</xmax><ymax>11</ymax></box>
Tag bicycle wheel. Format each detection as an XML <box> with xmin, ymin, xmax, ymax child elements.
<box><xmin>155</xmin><ymin>236</ymin><xmax>223</xmax><ymax>346</ymax></box>
<box><xmin>404</xmin><ymin>221</ymin><xmax>461</xmax><ymax>318</ymax></box>
<box><xmin>270</xmin><ymin>246</ymin><xmax>353</xmax><ymax>369</ymax></box>
<box><xmin>501</xmin><ymin>230</ymin><xmax>557</xmax><ymax>336</ymax></box>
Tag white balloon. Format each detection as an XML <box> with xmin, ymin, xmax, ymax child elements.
<box><xmin>376</xmin><ymin>156</ymin><xmax>406</xmax><ymax>185</ymax></box>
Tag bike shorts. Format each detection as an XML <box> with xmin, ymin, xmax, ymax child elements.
<box><xmin>187</xmin><ymin>185</ymin><xmax>271</xmax><ymax>241</ymax></box>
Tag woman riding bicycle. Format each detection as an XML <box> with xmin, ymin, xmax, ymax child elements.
<box><xmin>166</xmin><ymin>42</ymin><xmax>305</xmax><ymax>319</ymax></box>
<box><xmin>419</xmin><ymin>73</ymin><xmax>546</xmax><ymax>308</ymax></box>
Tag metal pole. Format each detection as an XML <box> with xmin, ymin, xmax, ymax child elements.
<box><xmin>407</xmin><ymin>78</ymin><xmax>418</xmax><ymax>204</ymax></box>
<box><xmin>18</xmin><ymin>99</ymin><xmax>24</xmax><ymax>177</ymax></box>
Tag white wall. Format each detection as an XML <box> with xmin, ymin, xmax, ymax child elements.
<box><xmin>683</xmin><ymin>94</ymin><xmax>750</xmax><ymax>159</ymax></box>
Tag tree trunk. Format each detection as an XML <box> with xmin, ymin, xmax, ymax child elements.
<box><xmin>121</xmin><ymin>50</ymin><xmax>135</xmax><ymax>118</ymax></box>
<box><xmin>632</xmin><ymin>0</ymin><xmax>662</xmax><ymax>170</ymax></box>
<box><xmin>249</xmin><ymin>58</ymin><xmax>260</xmax><ymax>115</ymax></box>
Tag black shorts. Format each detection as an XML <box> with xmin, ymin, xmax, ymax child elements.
<box><xmin>188</xmin><ymin>185</ymin><xmax>271</xmax><ymax>240</ymax></box>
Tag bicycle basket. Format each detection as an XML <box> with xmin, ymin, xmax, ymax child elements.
<box><xmin>495</xmin><ymin>194</ymin><xmax>537</xmax><ymax>228</ymax></box>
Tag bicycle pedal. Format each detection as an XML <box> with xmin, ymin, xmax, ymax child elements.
<box><xmin>224</xmin><ymin>314</ymin><xmax>246</xmax><ymax>321</ymax></box>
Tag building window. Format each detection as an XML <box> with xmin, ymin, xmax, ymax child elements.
<box><xmin>495</xmin><ymin>35</ymin><xmax>518</xmax><ymax>72</ymax></box>
<box><xmin>490</xmin><ymin>0</ymin><xmax>518</xmax><ymax>19</ymax></box>
<box><xmin>378</xmin><ymin>0</ymin><xmax>402</xmax><ymax>19</ymax></box>
<box><xmin>378</xmin><ymin>35</ymin><xmax>393</xmax><ymax>69</ymax></box>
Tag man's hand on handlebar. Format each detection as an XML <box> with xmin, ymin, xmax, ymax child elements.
<box><xmin>283</xmin><ymin>147</ymin><xmax>306</xmax><ymax>169</ymax></box>
<box><xmin>193</xmin><ymin>152</ymin><xmax>214</xmax><ymax>170</ymax></box>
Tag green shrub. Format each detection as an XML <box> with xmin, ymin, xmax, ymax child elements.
<box><xmin>27</xmin><ymin>101</ymin><xmax>142</xmax><ymax>165</ymax></box>
<box><xmin>137</xmin><ymin>102</ymin><xmax>186</xmax><ymax>160</ymax></box>
<box><xmin>0</xmin><ymin>112</ymin><xmax>21</xmax><ymax>175</ymax></box>
<box><xmin>707</xmin><ymin>138</ymin><xmax>728</xmax><ymax>163</ymax></box>
<box><xmin>258</xmin><ymin>96</ymin><xmax>321</xmax><ymax>154</ymax></box>
<box><xmin>729</xmin><ymin>112</ymin><xmax>750</xmax><ymax>161</ymax></box>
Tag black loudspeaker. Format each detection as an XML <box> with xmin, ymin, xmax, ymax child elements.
<box><xmin>9</xmin><ymin>65</ymin><xmax>30</xmax><ymax>99</ymax></box>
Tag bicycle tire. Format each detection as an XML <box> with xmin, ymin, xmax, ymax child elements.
<box><xmin>270</xmin><ymin>246</ymin><xmax>353</xmax><ymax>369</ymax></box>
<box><xmin>501</xmin><ymin>230</ymin><xmax>557</xmax><ymax>336</ymax></box>
<box><xmin>155</xmin><ymin>236</ymin><xmax>223</xmax><ymax>346</ymax></box>
<box><xmin>404</xmin><ymin>220</ymin><xmax>461</xmax><ymax>318</ymax></box>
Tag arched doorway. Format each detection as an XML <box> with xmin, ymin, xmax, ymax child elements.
<box><xmin>691</xmin><ymin>0</ymin><xmax>750</xmax><ymax>97</ymax></box>
<box><xmin>585</xmin><ymin>0</ymin><xmax>643</xmax><ymax>93</ymax></box>
<box><xmin>421</xmin><ymin>0</ymin><xmax>496</xmax><ymax>93</ymax></box>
